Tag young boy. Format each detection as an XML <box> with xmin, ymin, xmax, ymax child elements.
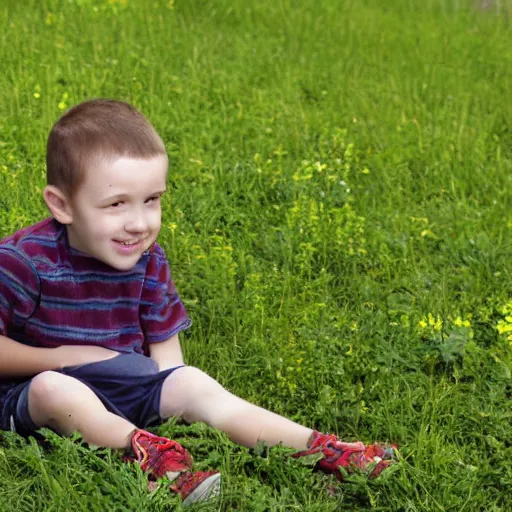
<box><xmin>0</xmin><ymin>99</ymin><xmax>395</xmax><ymax>506</ymax></box>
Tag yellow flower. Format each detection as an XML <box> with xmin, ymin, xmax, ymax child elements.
<box><xmin>58</xmin><ymin>92</ymin><xmax>69</xmax><ymax>111</ymax></box>
<box><xmin>313</xmin><ymin>161</ymin><xmax>327</xmax><ymax>172</ymax></box>
<box><xmin>497</xmin><ymin>323</ymin><xmax>512</xmax><ymax>334</ymax></box>
<box><xmin>421</xmin><ymin>229</ymin><xmax>437</xmax><ymax>239</ymax></box>
<box><xmin>453</xmin><ymin>316</ymin><xmax>471</xmax><ymax>328</ymax></box>
<box><xmin>410</xmin><ymin>217</ymin><xmax>429</xmax><ymax>224</ymax></box>
<box><xmin>418</xmin><ymin>319</ymin><xmax>428</xmax><ymax>329</ymax></box>
<box><xmin>427</xmin><ymin>313</ymin><xmax>443</xmax><ymax>331</ymax></box>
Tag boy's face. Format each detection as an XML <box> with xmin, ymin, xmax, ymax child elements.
<box><xmin>66</xmin><ymin>155</ymin><xmax>168</xmax><ymax>271</ymax></box>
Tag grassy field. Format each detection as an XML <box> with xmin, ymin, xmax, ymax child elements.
<box><xmin>1</xmin><ymin>0</ymin><xmax>512</xmax><ymax>510</ymax></box>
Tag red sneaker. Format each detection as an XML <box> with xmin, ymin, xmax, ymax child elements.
<box><xmin>170</xmin><ymin>471</ymin><xmax>222</xmax><ymax>507</ymax></box>
<box><xmin>128</xmin><ymin>429</ymin><xmax>193</xmax><ymax>481</ymax></box>
<box><xmin>292</xmin><ymin>431</ymin><xmax>397</xmax><ymax>481</ymax></box>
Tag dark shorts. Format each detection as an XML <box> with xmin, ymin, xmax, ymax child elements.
<box><xmin>0</xmin><ymin>353</ymin><xmax>183</xmax><ymax>438</ymax></box>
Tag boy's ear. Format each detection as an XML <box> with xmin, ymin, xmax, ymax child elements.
<box><xmin>43</xmin><ymin>185</ymin><xmax>74</xmax><ymax>224</ymax></box>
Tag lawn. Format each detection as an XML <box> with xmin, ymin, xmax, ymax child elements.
<box><xmin>1</xmin><ymin>0</ymin><xmax>512</xmax><ymax>510</ymax></box>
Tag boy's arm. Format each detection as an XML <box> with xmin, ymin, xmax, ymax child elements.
<box><xmin>0</xmin><ymin>247</ymin><xmax>49</xmax><ymax>377</ymax></box>
<box><xmin>0</xmin><ymin>247</ymin><xmax>119</xmax><ymax>378</ymax></box>
<box><xmin>141</xmin><ymin>245</ymin><xmax>191</xmax><ymax>370</ymax></box>
<box><xmin>148</xmin><ymin>333</ymin><xmax>185</xmax><ymax>370</ymax></box>
<box><xmin>0</xmin><ymin>334</ymin><xmax>62</xmax><ymax>377</ymax></box>
<box><xmin>0</xmin><ymin>334</ymin><xmax>120</xmax><ymax>378</ymax></box>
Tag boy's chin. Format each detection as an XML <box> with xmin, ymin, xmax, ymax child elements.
<box><xmin>107</xmin><ymin>257</ymin><xmax>141</xmax><ymax>271</ymax></box>
<box><xmin>97</xmin><ymin>253</ymin><xmax>143</xmax><ymax>271</ymax></box>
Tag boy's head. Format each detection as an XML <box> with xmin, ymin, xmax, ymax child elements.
<box><xmin>44</xmin><ymin>99</ymin><xmax>169</xmax><ymax>271</ymax></box>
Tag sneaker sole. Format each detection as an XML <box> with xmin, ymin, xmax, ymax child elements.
<box><xmin>182</xmin><ymin>473</ymin><xmax>222</xmax><ymax>507</ymax></box>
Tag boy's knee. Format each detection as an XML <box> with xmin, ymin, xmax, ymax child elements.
<box><xmin>29</xmin><ymin>371</ymin><xmax>82</xmax><ymax>407</ymax></box>
<box><xmin>161</xmin><ymin>366</ymin><xmax>236</xmax><ymax>422</ymax></box>
<box><xmin>170</xmin><ymin>366</ymin><xmax>225</xmax><ymax>397</ymax></box>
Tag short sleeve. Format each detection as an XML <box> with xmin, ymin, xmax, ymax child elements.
<box><xmin>0</xmin><ymin>247</ymin><xmax>40</xmax><ymax>336</ymax></box>
<box><xmin>139</xmin><ymin>244</ymin><xmax>191</xmax><ymax>343</ymax></box>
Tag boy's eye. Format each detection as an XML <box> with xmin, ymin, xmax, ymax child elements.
<box><xmin>145</xmin><ymin>196</ymin><xmax>160</xmax><ymax>204</ymax></box>
<box><xmin>110</xmin><ymin>201</ymin><xmax>123</xmax><ymax>208</ymax></box>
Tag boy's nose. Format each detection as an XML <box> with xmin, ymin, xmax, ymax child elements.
<box><xmin>125</xmin><ymin>211</ymin><xmax>148</xmax><ymax>233</ymax></box>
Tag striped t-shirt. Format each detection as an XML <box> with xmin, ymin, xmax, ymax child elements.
<box><xmin>0</xmin><ymin>217</ymin><xmax>191</xmax><ymax>358</ymax></box>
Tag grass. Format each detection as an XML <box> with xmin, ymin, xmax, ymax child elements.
<box><xmin>1</xmin><ymin>0</ymin><xmax>512</xmax><ymax>509</ymax></box>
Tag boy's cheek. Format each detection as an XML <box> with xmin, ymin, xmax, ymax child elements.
<box><xmin>95</xmin><ymin>215</ymin><xmax>124</xmax><ymax>232</ymax></box>
<box><xmin>148</xmin><ymin>213</ymin><xmax>162</xmax><ymax>231</ymax></box>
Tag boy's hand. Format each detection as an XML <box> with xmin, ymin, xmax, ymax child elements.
<box><xmin>54</xmin><ymin>345</ymin><xmax>119</xmax><ymax>369</ymax></box>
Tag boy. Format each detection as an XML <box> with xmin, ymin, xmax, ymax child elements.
<box><xmin>0</xmin><ymin>100</ymin><xmax>395</xmax><ymax>506</ymax></box>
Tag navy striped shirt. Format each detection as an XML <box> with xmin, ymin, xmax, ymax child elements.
<box><xmin>0</xmin><ymin>218</ymin><xmax>191</xmax><ymax>356</ymax></box>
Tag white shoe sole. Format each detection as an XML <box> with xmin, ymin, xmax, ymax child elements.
<box><xmin>182</xmin><ymin>473</ymin><xmax>222</xmax><ymax>507</ymax></box>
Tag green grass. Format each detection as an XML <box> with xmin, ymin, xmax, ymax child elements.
<box><xmin>1</xmin><ymin>0</ymin><xmax>512</xmax><ymax>509</ymax></box>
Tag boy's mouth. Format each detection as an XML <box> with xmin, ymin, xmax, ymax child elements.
<box><xmin>113</xmin><ymin>238</ymin><xmax>146</xmax><ymax>252</ymax></box>
<box><xmin>115</xmin><ymin>239</ymin><xmax>140</xmax><ymax>246</ymax></box>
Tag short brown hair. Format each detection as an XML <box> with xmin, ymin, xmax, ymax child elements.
<box><xmin>46</xmin><ymin>99</ymin><xmax>167</xmax><ymax>197</ymax></box>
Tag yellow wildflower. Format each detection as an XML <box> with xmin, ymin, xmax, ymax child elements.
<box><xmin>410</xmin><ymin>217</ymin><xmax>429</xmax><ymax>224</ymax></box>
<box><xmin>421</xmin><ymin>229</ymin><xmax>437</xmax><ymax>239</ymax></box>
<box><xmin>427</xmin><ymin>313</ymin><xmax>443</xmax><ymax>331</ymax></box>
<box><xmin>497</xmin><ymin>323</ymin><xmax>512</xmax><ymax>334</ymax></box>
<box><xmin>313</xmin><ymin>161</ymin><xmax>327</xmax><ymax>172</ymax></box>
<box><xmin>58</xmin><ymin>92</ymin><xmax>69</xmax><ymax>111</ymax></box>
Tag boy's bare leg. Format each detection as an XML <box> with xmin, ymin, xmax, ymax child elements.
<box><xmin>159</xmin><ymin>367</ymin><xmax>314</xmax><ymax>450</ymax></box>
<box><xmin>160</xmin><ymin>367</ymin><xmax>396</xmax><ymax>482</ymax></box>
<box><xmin>28</xmin><ymin>370</ymin><xmax>222</xmax><ymax>504</ymax></box>
<box><xmin>28</xmin><ymin>371</ymin><xmax>135</xmax><ymax>449</ymax></box>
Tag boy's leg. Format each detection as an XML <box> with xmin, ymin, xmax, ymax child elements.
<box><xmin>28</xmin><ymin>370</ymin><xmax>136</xmax><ymax>448</ymax></box>
<box><xmin>159</xmin><ymin>366</ymin><xmax>314</xmax><ymax>450</ymax></box>
<box><xmin>159</xmin><ymin>367</ymin><xmax>396</xmax><ymax>479</ymax></box>
<box><xmin>27</xmin><ymin>370</ymin><xmax>221</xmax><ymax>504</ymax></box>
